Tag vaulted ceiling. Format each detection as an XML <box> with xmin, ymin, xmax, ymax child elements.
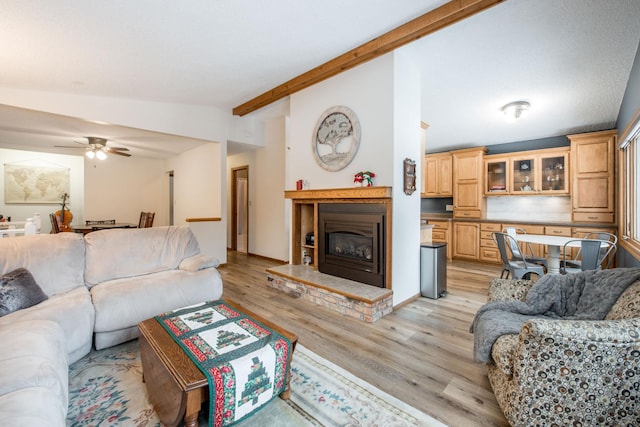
<box><xmin>0</xmin><ymin>0</ymin><xmax>639</xmax><ymax>158</ymax></box>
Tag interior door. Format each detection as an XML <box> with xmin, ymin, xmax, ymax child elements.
<box><xmin>231</xmin><ymin>166</ymin><xmax>249</xmax><ymax>253</ymax></box>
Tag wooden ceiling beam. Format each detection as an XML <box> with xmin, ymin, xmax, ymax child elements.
<box><xmin>232</xmin><ymin>0</ymin><xmax>505</xmax><ymax>116</ymax></box>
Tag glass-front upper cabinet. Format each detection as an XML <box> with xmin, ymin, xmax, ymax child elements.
<box><xmin>485</xmin><ymin>147</ymin><xmax>570</xmax><ymax>196</ymax></box>
<box><xmin>511</xmin><ymin>156</ymin><xmax>537</xmax><ymax>194</ymax></box>
<box><xmin>539</xmin><ymin>153</ymin><xmax>568</xmax><ymax>194</ymax></box>
<box><xmin>484</xmin><ymin>158</ymin><xmax>508</xmax><ymax>194</ymax></box>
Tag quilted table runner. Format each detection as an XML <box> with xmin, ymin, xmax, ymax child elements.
<box><xmin>155</xmin><ymin>300</ymin><xmax>293</xmax><ymax>427</ymax></box>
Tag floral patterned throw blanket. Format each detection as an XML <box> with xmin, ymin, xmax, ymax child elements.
<box><xmin>155</xmin><ymin>300</ymin><xmax>293</xmax><ymax>427</ymax></box>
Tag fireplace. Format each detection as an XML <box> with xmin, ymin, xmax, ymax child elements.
<box><xmin>318</xmin><ymin>203</ymin><xmax>386</xmax><ymax>287</ymax></box>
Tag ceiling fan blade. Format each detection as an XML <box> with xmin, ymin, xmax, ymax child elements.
<box><xmin>107</xmin><ymin>147</ymin><xmax>130</xmax><ymax>151</ymax></box>
<box><xmin>54</xmin><ymin>145</ymin><xmax>89</xmax><ymax>149</ymax></box>
<box><xmin>108</xmin><ymin>150</ymin><xmax>131</xmax><ymax>157</ymax></box>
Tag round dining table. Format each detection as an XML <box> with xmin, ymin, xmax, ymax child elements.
<box><xmin>513</xmin><ymin>234</ymin><xmax>583</xmax><ymax>275</ymax></box>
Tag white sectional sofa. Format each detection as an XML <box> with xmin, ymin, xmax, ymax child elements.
<box><xmin>0</xmin><ymin>226</ymin><xmax>223</xmax><ymax>426</ymax></box>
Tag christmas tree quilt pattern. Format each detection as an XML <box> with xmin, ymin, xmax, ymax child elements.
<box><xmin>155</xmin><ymin>300</ymin><xmax>293</xmax><ymax>427</ymax></box>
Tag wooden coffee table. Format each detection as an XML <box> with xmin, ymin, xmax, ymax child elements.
<box><xmin>138</xmin><ymin>300</ymin><xmax>298</xmax><ymax>427</ymax></box>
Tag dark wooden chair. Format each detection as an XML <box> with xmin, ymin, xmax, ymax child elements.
<box><xmin>49</xmin><ymin>213</ymin><xmax>61</xmax><ymax>234</ymax></box>
<box><xmin>138</xmin><ymin>212</ymin><xmax>155</xmax><ymax>228</ymax></box>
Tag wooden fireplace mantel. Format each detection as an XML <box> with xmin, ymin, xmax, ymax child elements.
<box><xmin>285</xmin><ymin>186</ymin><xmax>393</xmax><ymax>290</ymax></box>
<box><xmin>285</xmin><ymin>186</ymin><xmax>392</xmax><ymax>200</ymax></box>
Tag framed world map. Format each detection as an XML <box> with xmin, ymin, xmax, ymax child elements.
<box><xmin>4</xmin><ymin>164</ymin><xmax>70</xmax><ymax>204</ymax></box>
<box><xmin>312</xmin><ymin>106</ymin><xmax>361</xmax><ymax>171</ymax></box>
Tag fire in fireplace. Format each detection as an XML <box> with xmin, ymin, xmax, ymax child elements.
<box><xmin>318</xmin><ymin>203</ymin><xmax>385</xmax><ymax>287</ymax></box>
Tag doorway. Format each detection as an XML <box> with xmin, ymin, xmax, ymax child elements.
<box><xmin>231</xmin><ymin>166</ymin><xmax>249</xmax><ymax>253</ymax></box>
<box><xmin>168</xmin><ymin>171</ymin><xmax>174</xmax><ymax>226</ymax></box>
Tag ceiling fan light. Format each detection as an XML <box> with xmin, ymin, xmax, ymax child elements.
<box><xmin>96</xmin><ymin>149</ymin><xmax>107</xmax><ymax>160</ymax></box>
<box><xmin>501</xmin><ymin>101</ymin><xmax>530</xmax><ymax>123</ymax></box>
<box><xmin>86</xmin><ymin>150</ymin><xmax>95</xmax><ymax>159</ymax></box>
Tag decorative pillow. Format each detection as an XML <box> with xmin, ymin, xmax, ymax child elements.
<box><xmin>0</xmin><ymin>268</ymin><xmax>48</xmax><ymax>317</ymax></box>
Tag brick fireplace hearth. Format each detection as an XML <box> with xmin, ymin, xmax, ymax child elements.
<box><xmin>274</xmin><ymin>187</ymin><xmax>393</xmax><ymax>322</ymax></box>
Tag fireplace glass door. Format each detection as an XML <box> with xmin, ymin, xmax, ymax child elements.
<box><xmin>318</xmin><ymin>204</ymin><xmax>385</xmax><ymax>287</ymax></box>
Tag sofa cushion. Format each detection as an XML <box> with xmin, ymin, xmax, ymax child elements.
<box><xmin>0</xmin><ymin>320</ymin><xmax>68</xmax><ymax>406</ymax></box>
<box><xmin>0</xmin><ymin>268</ymin><xmax>48</xmax><ymax>317</ymax></box>
<box><xmin>605</xmin><ymin>280</ymin><xmax>640</xmax><ymax>320</ymax></box>
<box><xmin>0</xmin><ymin>287</ymin><xmax>95</xmax><ymax>364</ymax></box>
<box><xmin>91</xmin><ymin>268</ymin><xmax>223</xmax><ymax>334</ymax></box>
<box><xmin>0</xmin><ymin>233</ymin><xmax>86</xmax><ymax>296</ymax></box>
<box><xmin>0</xmin><ymin>387</ymin><xmax>67</xmax><ymax>427</ymax></box>
<box><xmin>84</xmin><ymin>226</ymin><xmax>201</xmax><ymax>287</ymax></box>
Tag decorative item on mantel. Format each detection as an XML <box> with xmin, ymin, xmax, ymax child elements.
<box><xmin>354</xmin><ymin>171</ymin><xmax>375</xmax><ymax>187</ymax></box>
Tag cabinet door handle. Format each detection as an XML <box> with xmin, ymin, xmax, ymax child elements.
<box><xmin>588</xmin><ymin>216</ymin><xmax>597</xmax><ymax>220</ymax></box>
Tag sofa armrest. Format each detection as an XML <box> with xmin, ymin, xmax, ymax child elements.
<box><xmin>506</xmin><ymin>317</ymin><xmax>640</xmax><ymax>425</ymax></box>
<box><xmin>487</xmin><ymin>278</ymin><xmax>534</xmax><ymax>302</ymax></box>
<box><xmin>179</xmin><ymin>254</ymin><xmax>220</xmax><ymax>272</ymax></box>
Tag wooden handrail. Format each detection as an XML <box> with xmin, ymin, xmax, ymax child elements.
<box><xmin>185</xmin><ymin>217</ymin><xmax>222</xmax><ymax>222</ymax></box>
<box><xmin>232</xmin><ymin>0</ymin><xmax>504</xmax><ymax>116</ymax></box>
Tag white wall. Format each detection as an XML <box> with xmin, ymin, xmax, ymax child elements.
<box><xmin>167</xmin><ymin>142</ymin><xmax>227</xmax><ymax>264</ymax></box>
<box><xmin>84</xmin><ymin>155</ymin><xmax>166</xmax><ymax>225</ymax></box>
<box><xmin>391</xmin><ymin>51</ymin><xmax>422</xmax><ymax>305</ymax></box>
<box><xmin>288</xmin><ymin>55</ymin><xmax>395</xmax><ymax>190</ymax></box>
<box><xmin>253</xmin><ymin>116</ymin><xmax>288</xmax><ymax>261</ymax></box>
<box><xmin>287</xmin><ymin>52</ymin><xmax>422</xmax><ymax>306</ymax></box>
<box><xmin>0</xmin><ymin>148</ymin><xmax>84</xmax><ymax>233</ymax></box>
<box><xmin>226</xmin><ymin>115</ymin><xmax>289</xmax><ymax>262</ymax></box>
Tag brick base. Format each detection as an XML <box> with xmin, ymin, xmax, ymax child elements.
<box><xmin>266</xmin><ymin>271</ymin><xmax>393</xmax><ymax>322</ymax></box>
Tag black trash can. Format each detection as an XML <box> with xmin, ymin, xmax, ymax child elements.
<box><xmin>420</xmin><ymin>242</ymin><xmax>447</xmax><ymax>299</ymax></box>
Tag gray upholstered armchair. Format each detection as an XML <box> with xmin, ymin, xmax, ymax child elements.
<box><xmin>482</xmin><ymin>276</ymin><xmax>640</xmax><ymax>426</ymax></box>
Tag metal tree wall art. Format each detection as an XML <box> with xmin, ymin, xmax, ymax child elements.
<box><xmin>312</xmin><ymin>106</ymin><xmax>361</xmax><ymax>171</ymax></box>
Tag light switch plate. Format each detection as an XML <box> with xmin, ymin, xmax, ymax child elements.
<box><xmin>445</xmin><ymin>204</ymin><xmax>454</xmax><ymax>211</ymax></box>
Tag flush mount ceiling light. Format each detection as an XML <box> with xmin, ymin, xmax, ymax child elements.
<box><xmin>501</xmin><ymin>101</ymin><xmax>530</xmax><ymax>123</ymax></box>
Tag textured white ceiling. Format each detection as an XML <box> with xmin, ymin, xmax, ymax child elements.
<box><xmin>0</xmin><ymin>0</ymin><xmax>639</xmax><ymax>157</ymax></box>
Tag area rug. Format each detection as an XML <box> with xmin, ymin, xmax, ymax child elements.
<box><xmin>66</xmin><ymin>340</ymin><xmax>445</xmax><ymax>427</ymax></box>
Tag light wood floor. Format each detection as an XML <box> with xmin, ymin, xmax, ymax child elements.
<box><xmin>218</xmin><ymin>251</ymin><xmax>509</xmax><ymax>427</ymax></box>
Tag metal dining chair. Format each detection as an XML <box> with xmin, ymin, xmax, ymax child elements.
<box><xmin>492</xmin><ymin>231</ymin><xmax>546</xmax><ymax>280</ymax></box>
<box><xmin>560</xmin><ymin>239</ymin><xmax>616</xmax><ymax>274</ymax></box>
<box><xmin>564</xmin><ymin>232</ymin><xmax>617</xmax><ymax>269</ymax></box>
<box><xmin>503</xmin><ymin>227</ymin><xmax>548</xmax><ymax>271</ymax></box>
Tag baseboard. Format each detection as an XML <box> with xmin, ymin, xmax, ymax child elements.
<box><xmin>393</xmin><ymin>293</ymin><xmax>421</xmax><ymax>310</ymax></box>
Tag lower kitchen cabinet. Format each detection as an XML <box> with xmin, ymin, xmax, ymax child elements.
<box><xmin>453</xmin><ymin>222</ymin><xmax>480</xmax><ymax>260</ymax></box>
<box><xmin>479</xmin><ymin>223</ymin><xmax>502</xmax><ymax>263</ymax></box>
<box><xmin>428</xmin><ymin>220</ymin><xmax>451</xmax><ymax>259</ymax></box>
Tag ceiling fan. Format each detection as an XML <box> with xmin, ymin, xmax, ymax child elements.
<box><xmin>55</xmin><ymin>136</ymin><xmax>131</xmax><ymax>159</ymax></box>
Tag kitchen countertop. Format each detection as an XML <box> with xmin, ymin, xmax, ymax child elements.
<box><xmin>420</xmin><ymin>213</ymin><xmax>615</xmax><ymax>228</ymax></box>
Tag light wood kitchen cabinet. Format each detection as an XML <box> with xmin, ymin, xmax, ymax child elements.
<box><xmin>479</xmin><ymin>222</ymin><xmax>501</xmax><ymax>263</ymax></box>
<box><xmin>452</xmin><ymin>147</ymin><xmax>486</xmax><ymax>218</ymax></box>
<box><xmin>485</xmin><ymin>147</ymin><xmax>569</xmax><ymax>196</ymax></box>
<box><xmin>484</xmin><ymin>157</ymin><xmax>509</xmax><ymax>195</ymax></box>
<box><xmin>453</xmin><ymin>221</ymin><xmax>480</xmax><ymax>260</ymax></box>
<box><xmin>569</xmin><ymin>129</ymin><xmax>616</xmax><ymax>223</ymax></box>
<box><xmin>423</xmin><ymin>152</ymin><xmax>452</xmax><ymax>197</ymax></box>
<box><xmin>428</xmin><ymin>220</ymin><xmax>451</xmax><ymax>259</ymax></box>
